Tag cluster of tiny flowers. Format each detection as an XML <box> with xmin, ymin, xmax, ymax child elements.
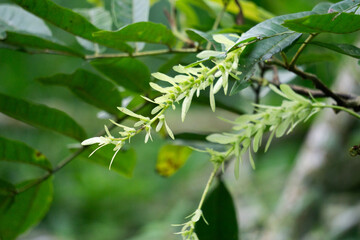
<box><xmin>81</xmin><ymin>35</ymin><xmax>244</xmax><ymax>169</ymax></box>
<box><xmin>206</xmin><ymin>84</ymin><xmax>324</xmax><ymax>178</ymax></box>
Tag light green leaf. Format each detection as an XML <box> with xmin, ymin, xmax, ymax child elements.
<box><xmin>275</xmin><ymin>118</ymin><xmax>292</xmax><ymax>138</ymax></box>
<box><xmin>282</xmin><ymin>12</ymin><xmax>360</xmax><ymax>34</ymax></box>
<box><xmin>11</xmin><ymin>0</ymin><xmax>133</xmax><ymax>52</ymax></box>
<box><xmin>0</xmin><ymin>4</ymin><xmax>51</xmax><ymax>38</ymax></box>
<box><xmin>81</xmin><ymin>146</ymin><xmax>136</xmax><ymax>178</ymax></box>
<box><xmin>206</xmin><ymin>134</ymin><xmax>237</xmax><ymax>144</ymax></box>
<box><xmin>0</xmin><ymin>4</ymin><xmax>80</xmax><ymax>56</ymax></box>
<box><xmin>93</xmin><ymin>22</ymin><xmax>176</xmax><ymax>47</ymax></box>
<box><xmin>252</xmin><ymin>128</ymin><xmax>263</xmax><ymax>153</ymax></box>
<box><xmin>197</xmin><ymin>50</ymin><xmax>223</xmax><ymax>59</ymax></box>
<box><xmin>90</xmin><ymin>58</ymin><xmax>150</xmax><ymax>93</ymax></box>
<box><xmin>312</xmin><ymin>2</ymin><xmax>333</xmax><ymax>14</ymax></box>
<box><xmin>329</xmin><ymin>0</ymin><xmax>360</xmax><ymax>13</ymax></box>
<box><xmin>280</xmin><ymin>84</ymin><xmax>310</xmax><ymax>103</ymax></box>
<box><xmin>265</xmin><ymin>130</ymin><xmax>276</xmax><ymax>152</ymax></box>
<box><xmin>310</xmin><ymin>41</ymin><xmax>360</xmax><ymax>59</ymax></box>
<box><xmin>108</xmin><ymin>0</ymin><xmax>150</xmax><ymax>28</ymax></box>
<box><xmin>0</xmin><ymin>177</ymin><xmax>53</xmax><ymax>240</ymax></box>
<box><xmin>249</xmin><ymin>150</ymin><xmax>256</xmax><ymax>170</ymax></box>
<box><xmin>195</xmin><ymin>180</ymin><xmax>238</xmax><ymax>240</ymax></box>
<box><xmin>0</xmin><ymin>136</ymin><xmax>52</xmax><ymax>171</ymax></box>
<box><xmin>37</xmin><ymin>69</ymin><xmax>122</xmax><ymax>115</ymax></box>
<box><xmin>74</xmin><ymin>7</ymin><xmax>112</xmax><ymax>52</ymax></box>
<box><xmin>0</xmin><ymin>92</ymin><xmax>87</xmax><ymax>141</ymax></box>
<box><xmin>156</xmin><ymin>144</ymin><xmax>192</xmax><ymax>177</ymax></box>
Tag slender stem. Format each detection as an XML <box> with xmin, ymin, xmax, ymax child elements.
<box><xmin>280</xmin><ymin>52</ymin><xmax>289</xmax><ymax>68</ymax></box>
<box><xmin>289</xmin><ymin>33</ymin><xmax>317</xmax><ymax>67</ymax></box>
<box><xmin>197</xmin><ymin>163</ymin><xmax>221</xmax><ymax>210</ymax></box>
<box><xmin>85</xmin><ymin>48</ymin><xmax>198</xmax><ymax>60</ymax></box>
<box><xmin>317</xmin><ymin>104</ymin><xmax>360</xmax><ymax>120</ymax></box>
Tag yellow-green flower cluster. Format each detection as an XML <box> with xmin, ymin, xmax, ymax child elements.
<box><xmin>81</xmin><ymin>35</ymin><xmax>244</xmax><ymax>169</ymax></box>
<box><xmin>206</xmin><ymin>84</ymin><xmax>324</xmax><ymax>178</ymax></box>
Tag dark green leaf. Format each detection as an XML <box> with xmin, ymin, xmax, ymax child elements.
<box><xmin>0</xmin><ymin>136</ymin><xmax>52</xmax><ymax>171</ymax></box>
<box><xmin>37</xmin><ymin>69</ymin><xmax>122</xmax><ymax>115</ymax></box>
<box><xmin>81</xmin><ymin>146</ymin><xmax>136</xmax><ymax>178</ymax></box>
<box><xmin>0</xmin><ymin>179</ymin><xmax>16</xmax><ymax>197</ymax></box>
<box><xmin>282</xmin><ymin>12</ymin><xmax>360</xmax><ymax>34</ymax></box>
<box><xmin>186</xmin><ymin>29</ymin><xmax>222</xmax><ymax>51</ymax></box>
<box><xmin>0</xmin><ymin>178</ymin><xmax>53</xmax><ymax>240</ymax></box>
<box><xmin>229</xmin><ymin>11</ymin><xmax>315</xmax><ymax>95</ymax></box>
<box><xmin>93</xmin><ymin>22</ymin><xmax>176</xmax><ymax>47</ymax></box>
<box><xmin>0</xmin><ymin>92</ymin><xmax>87</xmax><ymax>141</ymax></box>
<box><xmin>2</xmin><ymin>31</ymin><xmax>83</xmax><ymax>57</ymax></box>
<box><xmin>196</xmin><ymin>180</ymin><xmax>238</xmax><ymax>240</ymax></box>
<box><xmin>11</xmin><ymin>0</ymin><xmax>133</xmax><ymax>52</ymax></box>
<box><xmin>309</xmin><ymin>41</ymin><xmax>360</xmax><ymax>59</ymax></box>
<box><xmin>296</xmin><ymin>52</ymin><xmax>337</xmax><ymax>64</ymax></box>
<box><xmin>231</xmin><ymin>33</ymin><xmax>301</xmax><ymax>95</ymax></box>
<box><xmin>231</xmin><ymin>11</ymin><xmax>313</xmax><ymax>49</ymax></box>
<box><xmin>230</xmin><ymin>80</ymin><xmax>251</xmax><ymax>96</ymax></box>
<box><xmin>174</xmin><ymin>132</ymin><xmax>208</xmax><ymax>142</ymax></box>
<box><xmin>91</xmin><ymin>58</ymin><xmax>151</xmax><ymax>93</ymax></box>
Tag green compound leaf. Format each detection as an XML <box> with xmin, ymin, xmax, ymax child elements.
<box><xmin>81</xmin><ymin>146</ymin><xmax>137</xmax><ymax>178</ymax></box>
<box><xmin>282</xmin><ymin>12</ymin><xmax>360</xmax><ymax>34</ymax></box>
<box><xmin>0</xmin><ymin>178</ymin><xmax>53</xmax><ymax>240</ymax></box>
<box><xmin>206</xmin><ymin>134</ymin><xmax>237</xmax><ymax>144</ymax></box>
<box><xmin>310</xmin><ymin>41</ymin><xmax>360</xmax><ymax>59</ymax></box>
<box><xmin>156</xmin><ymin>144</ymin><xmax>192</xmax><ymax>177</ymax></box>
<box><xmin>93</xmin><ymin>22</ymin><xmax>176</xmax><ymax>47</ymax></box>
<box><xmin>196</xmin><ymin>180</ymin><xmax>238</xmax><ymax>240</ymax></box>
<box><xmin>0</xmin><ymin>136</ymin><xmax>52</xmax><ymax>171</ymax></box>
<box><xmin>0</xmin><ymin>93</ymin><xmax>87</xmax><ymax>141</ymax></box>
<box><xmin>91</xmin><ymin>58</ymin><xmax>151</xmax><ymax>93</ymax></box>
<box><xmin>37</xmin><ymin>69</ymin><xmax>122</xmax><ymax>115</ymax></box>
<box><xmin>11</xmin><ymin>0</ymin><xmax>133</xmax><ymax>52</ymax></box>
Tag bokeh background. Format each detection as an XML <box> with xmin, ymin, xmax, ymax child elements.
<box><xmin>1</xmin><ymin>0</ymin><xmax>360</xmax><ymax>239</ymax></box>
